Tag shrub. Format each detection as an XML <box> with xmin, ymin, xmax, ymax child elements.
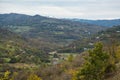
<box><xmin>27</xmin><ymin>74</ymin><xmax>42</xmax><ymax>80</ymax></box>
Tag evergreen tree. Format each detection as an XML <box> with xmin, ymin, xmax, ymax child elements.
<box><xmin>76</xmin><ymin>42</ymin><xmax>115</xmax><ymax>80</ymax></box>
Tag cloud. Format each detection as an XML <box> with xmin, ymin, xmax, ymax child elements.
<box><xmin>0</xmin><ymin>3</ymin><xmax>83</xmax><ymax>18</ymax></box>
<box><xmin>0</xmin><ymin>0</ymin><xmax>120</xmax><ymax>19</ymax></box>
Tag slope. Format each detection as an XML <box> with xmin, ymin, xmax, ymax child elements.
<box><xmin>0</xmin><ymin>28</ymin><xmax>49</xmax><ymax>64</ymax></box>
<box><xmin>58</xmin><ymin>25</ymin><xmax>120</xmax><ymax>53</ymax></box>
<box><xmin>0</xmin><ymin>13</ymin><xmax>105</xmax><ymax>47</ymax></box>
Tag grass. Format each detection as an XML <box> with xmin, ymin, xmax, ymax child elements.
<box><xmin>54</xmin><ymin>32</ymin><xmax>64</xmax><ymax>35</ymax></box>
<box><xmin>9</xmin><ymin>26</ymin><xmax>32</xmax><ymax>33</ymax></box>
<box><xmin>49</xmin><ymin>52</ymin><xmax>78</xmax><ymax>64</ymax></box>
<box><xmin>7</xmin><ymin>63</ymin><xmax>39</xmax><ymax>70</ymax></box>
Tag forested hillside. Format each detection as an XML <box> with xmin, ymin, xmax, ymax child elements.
<box><xmin>0</xmin><ymin>27</ymin><xmax>49</xmax><ymax>65</ymax></box>
<box><xmin>72</xmin><ymin>19</ymin><xmax>120</xmax><ymax>27</ymax></box>
<box><xmin>0</xmin><ymin>13</ymin><xmax>105</xmax><ymax>47</ymax></box>
<box><xmin>1</xmin><ymin>42</ymin><xmax>120</xmax><ymax>80</ymax></box>
<box><xmin>58</xmin><ymin>25</ymin><xmax>120</xmax><ymax>53</ymax></box>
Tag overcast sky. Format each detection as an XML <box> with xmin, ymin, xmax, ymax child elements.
<box><xmin>0</xmin><ymin>0</ymin><xmax>120</xmax><ymax>19</ymax></box>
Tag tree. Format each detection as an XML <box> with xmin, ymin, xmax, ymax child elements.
<box><xmin>67</xmin><ymin>54</ymin><xmax>74</xmax><ymax>62</ymax></box>
<box><xmin>27</xmin><ymin>74</ymin><xmax>42</xmax><ymax>80</ymax></box>
<box><xmin>75</xmin><ymin>42</ymin><xmax>115</xmax><ymax>80</ymax></box>
<box><xmin>0</xmin><ymin>71</ymin><xmax>12</xmax><ymax>80</ymax></box>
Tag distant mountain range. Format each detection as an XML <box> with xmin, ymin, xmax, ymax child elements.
<box><xmin>71</xmin><ymin>19</ymin><xmax>120</xmax><ymax>27</ymax></box>
<box><xmin>0</xmin><ymin>13</ymin><xmax>105</xmax><ymax>47</ymax></box>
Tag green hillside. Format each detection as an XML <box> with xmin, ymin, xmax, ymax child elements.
<box><xmin>58</xmin><ymin>25</ymin><xmax>120</xmax><ymax>53</ymax></box>
<box><xmin>0</xmin><ymin>28</ymin><xmax>49</xmax><ymax>65</ymax></box>
<box><xmin>0</xmin><ymin>13</ymin><xmax>105</xmax><ymax>47</ymax></box>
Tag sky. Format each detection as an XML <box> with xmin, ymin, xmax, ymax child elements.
<box><xmin>0</xmin><ymin>0</ymin><xmax>120</xmax><ymax>19</ymax></box>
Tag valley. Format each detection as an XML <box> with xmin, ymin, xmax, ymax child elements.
<box><xmin>0</xmin><ymin>13</ymin><xmax>120</xmax><ymax>80</ymax></box>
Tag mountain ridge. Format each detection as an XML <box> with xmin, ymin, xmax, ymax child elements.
<box><xmin>0</xmin><ymin>13</ymin><xmax>105</xmax><ymax>47</ymax></box>
<box><xmin>71</xmin><ymin>19</ymin><xmax>120</xmax><ymax>27</ymax></box>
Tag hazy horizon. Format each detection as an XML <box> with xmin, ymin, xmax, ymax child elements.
<box><xmin>0</xmin><ymin>0</ymin><xmax>120</xmax><ymax>19</ymax></box>
<box><xmin>1</xmin><ymin>12</ymin><xmax>120</xmax><ymax>20</ymax></box>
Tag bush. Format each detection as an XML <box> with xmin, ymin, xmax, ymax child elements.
<box><xmin>27</xmin><ymin>74</ymin><xmax>42</xmax><ymax>80</ymax></box>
